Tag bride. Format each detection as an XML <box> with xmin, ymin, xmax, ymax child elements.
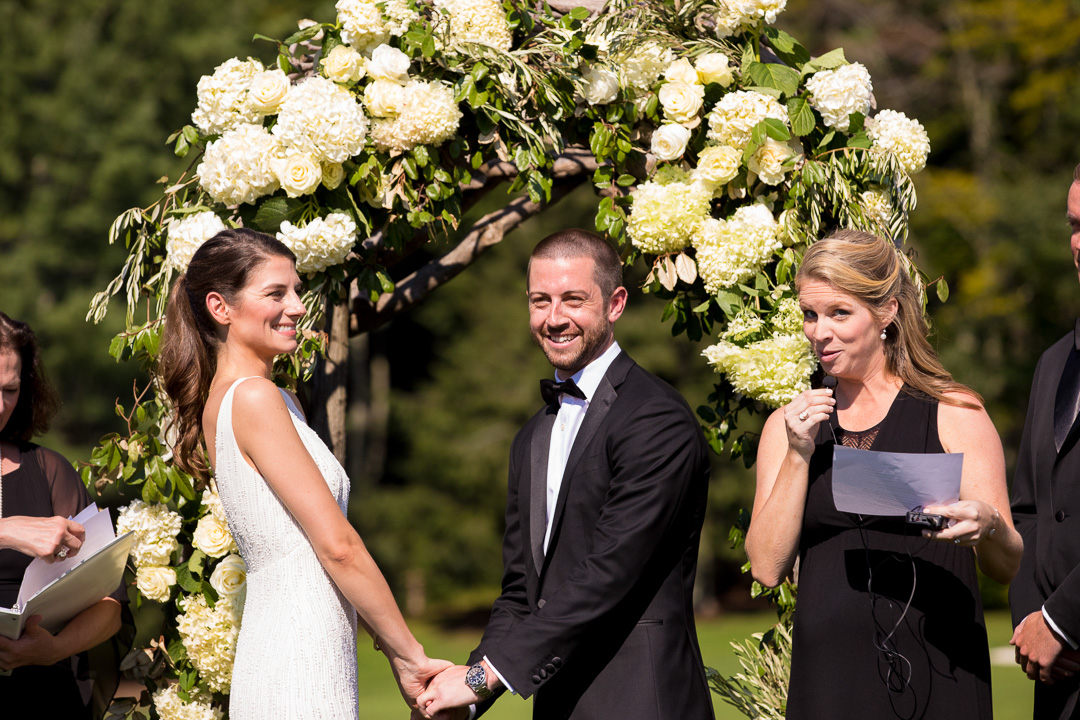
<box><xmin>158</xmin><ymin>227</ymin><xmax>449</xmax><ymax>718</ymax></box>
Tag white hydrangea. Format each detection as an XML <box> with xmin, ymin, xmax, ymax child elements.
<box><xmin>805</xmin><ymin>63</ymin><xmax>873</xmax><ymax>132</ymax></box>
<box><xmin>336</xmin><ymin>0</ymin><xmax>390</xmax><ymax>50</ymax></box>
<box><xmin>618</xmin><ymin>42</ymin><xmax>675</xmax><ymax>93</ymax></box>
<box><xmin>117</xmin><ymin>500</ymin><xmax>184</xmax><ymax>569</ymax></box>
<box><xmin>725</xmin><ymin>0</ymin><xmax>787</xmax><ymax>25</ymax></box>
<box><xmin>748</xmin><ymin>138</ymin><xmax>794</xmax><ymax>186</ymax></box>
<box><xmin>867</xmin><ymin>109</ymin><xmax>931</xmax><ymax>175</ymax></box>
<box><xmin>165</xmin><ymin>211</ymin><xmax>226</xmax><ymax>273</ymax></box>
<box><xmin>272</xmin><ymin>76</ymin><xmax>368</xmax><ymax>164</ymax></box>
<box><xmin>197</xmin><ymin>123</ymin><xmax>280</xmax><ymax>206</ymax></box>
<box><xmin>860</xmin><ymin>188</ymin><xmax>893</xmax><ymax>229</ymax></box>
<box><xmin>707</xmin><ymin>90</ymin><xmax>788</xmax><ymax>150</ymax></box>
<box><xmin>382</xmin><ymin>0</ymin><xmax>420</xmax><ymax>36</ymax></box>
<box><xmin>627</xmin><ymin>181</ymin><xmax>713</xmax><ymax>255</ymax></box>
<box><xmin>772</xmin><ymin>296</ymin><xmax>804</xmax><ymax>335</ymax></box>
<box><xmin>176</xmin><ymin>593</ymin><xmax>243</xmax><ymax>693</ymax></box>
<box><xmin>277</xmin><ymin>212</ymin><xmax>359</xmax><ymax>274</ymax></box>
<box><xmin>191</xmin><ymin>57</ymin><xmax>264</xmax><ymax>135</ymax></box>
<box><xmin>693</xmin><ymin>204</ymin><xmax>781</xmax><ymax>293</ymax></box>
<box><xmin>721</xmin><ymin>312</ymin><xmax>765</xmax><ymax>341</ymax></box>
<box><xmin>702</xmin><ymin>333</ymin><xmax>817</xmax><ymax>407</ymax></box>
<box><xmin>370</xmin><ymin>80</ymin><xmax>462</xmax><ymax>152</ymax></box>
<box><xmin>152</xmin><ymin>685</ymin><xmax>223</xmax><ymax>720</ymax></box>
<box><xmin>436</xmin><ymin>0</ymin><xmax>513</xmax><ymax>51</ymax></box>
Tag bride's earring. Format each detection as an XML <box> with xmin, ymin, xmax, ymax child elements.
<box><xmin>880</xmin><ymin>327</ymin><xmax>888</xmax><ymax>340</ymax></box>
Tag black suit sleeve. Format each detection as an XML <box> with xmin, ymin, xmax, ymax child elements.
<box><xmin>1010</xmin><ymin>354</ymin><xmax>1046</xmax><ymax>628</ymax></box>
<box><xmin>480</xmin><ymin>395</ymin><xmax>707</xmax><ymax>698</ymax></box>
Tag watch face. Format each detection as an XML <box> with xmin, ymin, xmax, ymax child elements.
<box><xmin>465</xmin><ymin>664</ymin><xmax>486</xmax><ymax>688</ymax></box>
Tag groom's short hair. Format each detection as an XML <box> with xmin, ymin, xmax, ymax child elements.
<box><xmin>529</xmin><ymin>229</ymin><xmax>623</xmax><ymax>300</ymax></box>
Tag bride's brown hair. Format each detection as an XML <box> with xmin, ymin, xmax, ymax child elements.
<box><xmin>159</xmin><ymin>228</ymin><xmax>295</xmax><ymax>482</ymax></box>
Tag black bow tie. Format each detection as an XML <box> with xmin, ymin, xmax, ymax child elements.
<box><xmin>540</xmin><ymin>378</ymin><xmax>587</xmax><ymax>407</ymax></box>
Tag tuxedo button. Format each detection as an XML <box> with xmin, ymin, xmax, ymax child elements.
<box><xmin>545</xmin><ymin>663</ymin><xmax>556</xmax><ymax>673</ymax></box>
<box><xmin>551</xmin><ymin>656</ymin><xmax>563</xmax><ymax>668</ymax></box>
<box><xmin>532</xmin><ymin>675</ymin><xmax>542</xmax><ymax>684</ymax></box>
<box><xmin>1057</xmin><ymin>510</ymin><xmax>1067</xmax><ymax>522</ymax></box>
<box><xmin>537</xmin><ymin>599</ymin><xmax>546</xmax><ymax>608</ymax></box>
<box><xmin>538</xmin><ymin>668</ymin><xmax>548</xmax><ymax>679</ymax></box>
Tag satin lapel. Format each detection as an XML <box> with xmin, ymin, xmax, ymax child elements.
<box><xmin>529</xmin><ymin>407</ymin><xmax>557</xmax><ymax>575</ymax></box>
<box><xmin>543</xmin><ymin>373</ymin><xmax>618</xmax><ymax>565</ymax></box>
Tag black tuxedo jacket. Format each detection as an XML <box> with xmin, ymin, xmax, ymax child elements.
<box><xmin>469</xmin><ymin>351</ymin><xmax>714</xmax><ymax>720</ymax></box>
<box><xmin>1011</xmin><ymin>325</ymin><xmax>1080</xmax><ymax>717</ymax></box>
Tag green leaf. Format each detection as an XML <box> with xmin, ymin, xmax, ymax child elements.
<box><xmin>282</xmin><ymin>24</ymin><xmax>324</xmax><ymax>45</ymax></box>
<box><xmin>187</xmin><ymin>550</ymin><xmax>206</xmax><ymax>579</ymax></box>
<box><xmin>846</xmin><ymin>133</ymin><xmax>872</xmax><ymax>149</ymax></box>
<box><xmin>805</xmin><ymin>48</ymin><xmax>847</xmax><ymax>74</ymax></box>
<box><xmin>936</xmin><ymin>277</ymin><xmax>950</xmax><ymax>302</ymax></box>
<box><xmin>251</xmin><ymin>33</ymin><xmax>280</xmax><ymax>44</ymax></box>
<box><xmin>252</xmin><ymin>197</ymin><xmax>306</xmax><ymax>233</ymax></box>
<box><xmin>786</xmin><ymin>97</ymin><xmax>815</xmax><ymax>137</ymax></box>
<box><xmin>616</xmin><ymin>174</ymin><xmax>636</xmax><ymax>187</ymax></box>
<box><xmin>109</xmin><ymin>334</ymin><xmax>127</xmax><ymax>361</ymax></box>
<box><xmin>747</xmin><ymin>62</ymin><xmax>800</xmax><ymax>97</ymax></box>
<box><xmin>763</xmin><ymin>117</ymin><xmax>791</xmax><ymax>142</ymax></box>
<box><xmin>175</xmin><ymin>564</ymin><xmax>201</xmax><ymax>593</ymax></box>
<box><xmin>569</xmin><ymin>6</ymin><xmax>590</xmax><ymax>20</ymax></box>
<box><xmin>764</xmin><ymin>27</ymin><xmax>810</xmax><ymax>68</ymax></box>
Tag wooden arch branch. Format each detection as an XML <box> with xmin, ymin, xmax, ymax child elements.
<box><xmin>350</xmin><ymin>174</ymin><xmax>586</xmax><ymax>335</ymax></box>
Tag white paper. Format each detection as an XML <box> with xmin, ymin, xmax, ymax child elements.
<box><xmin>16</xmin><ymin>504</ymin><xmax>117</xmax><ymax>610</ymax></box>
<box><xmin>831</xmin><ymin>445</ymin><xmax>963</xmax><ymax>516</ymax></box>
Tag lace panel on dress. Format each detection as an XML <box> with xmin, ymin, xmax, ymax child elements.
<box><xmin>839</xmin><ymin>425</ymin><xmax>880</xmax><ymax>450</ymax></box>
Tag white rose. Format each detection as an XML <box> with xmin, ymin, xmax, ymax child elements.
<box><xmin>136</xmin><ymin>566</ymin><xmax>176</xmax><ymax>603</ymax></box>
<box><xmin>367</xmin><ymin>44</ymin><xmax>410</xmax><ymax>84</ymax></box>
<box><xmin>271</xmin><ymin>151</ymin><xmax>323</xmax><ymax>198</ymax></box>
<box><xmin>364</xmin><ymin>78</ymin><xmax>407</xmax><ymax>117</ymax></box>
<box><xmin>248</xmin><ymin>70</ymin><xmax>291</xmax><ymax>114</ymax></box>
<box><xmin>658</xmin><ymin>82</ymin><xmax>705</xmax><ymax>126</ymax></box>
<box><xmin>322</xmin><ymin>162</ymin><xmax>345</xmax><ymax>190</ymax></box>
<box><xmin>192</xmin><ymin>514</ymin><xmax>237</xmax><ymax>558</ymax></box>
<box><xmin>695</xmin><ymin>53</ymin><xmax>734</xmax><ymax>87</ymax></box>
<box><xmin>580</xmin><ymin>65</ymin><xmax>620</xmax><ymax>106</ymax></box>
<box><xmin>321</xmin><ymin>44</ymin><xmax>366</xmax><ymax>83</ymax></box>
<box><xmin>748</xmin><ymin>138</ymin><xmax>794</xmax><ymax>185</ymax></box>
<box><xmin>692</xmin><ymin>144</ymin><xmax>741</xmax><ymax>188</ymax></box>
<box><xmin>210</xmin><ymin>554</ymin><xmax>248</xmax><ymax>598</ymax></box>
<box><xmin>651</xmin><ymin>124</ymin><xmax>691</xmax><ymax>162</ymax></box>
<box><xmin>663</xmin><ymin>58</ymin><xmax>700</xmax><ymax>85</ymax></box>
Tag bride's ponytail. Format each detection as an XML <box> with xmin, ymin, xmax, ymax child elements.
<box><xmin>158</xmin><ymin>228</ymin><xmax>295</xmax><ymax>484</ymax></box>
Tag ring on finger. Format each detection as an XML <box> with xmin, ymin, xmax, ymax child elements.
<box><xmin>55</xmin><ymin>546</ymin><xmax>69</xmax><ymax>560</ymax></box>
<box><xmin>798</xmin><ymin>410</ymin><xmax>809</xmax><ymax>421</ymax></box>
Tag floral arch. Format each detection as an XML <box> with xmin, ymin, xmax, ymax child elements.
<box><xmin>86</xmin><ymin>0</ymin><xmax>935</xmax><ymax>716</ymax></box>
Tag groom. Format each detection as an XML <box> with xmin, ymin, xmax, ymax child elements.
<box><xmin>418</xmin><ymin>229</ymin><xmax>715</xmax><ymax>719</ymax></box>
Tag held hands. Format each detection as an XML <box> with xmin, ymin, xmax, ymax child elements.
<box><xmin>921</xmin><ymin>500</ymin><xmax>999</xmax><ymax>547</ymax></box>
<box><xmin>3</xmin><ymin>516</ymin><xmax>84</xmax><ymax>561</ymax></box>
<box><xmin>416</xmin><ymin>664</ymin><xmax>483</xmax><ymax>718</ymax></box>
<box><xmin>1011</xmin><ymin>611</ymin><xmax>1080</xmax><ymax>684</ymax></box>
<box><xmin>0</xmin><ymin>615</ymin><xmax>61</xmax><ymax>671</ymax></box>
<box><xmin>391</xmin><ymin>654</ymin><xmax>455</xmax><ymax>710</ymax></box>
<box><xmin>783</xmin><ymin>388</ymin><xmax>835</xmax><ymax>457</ymax></box>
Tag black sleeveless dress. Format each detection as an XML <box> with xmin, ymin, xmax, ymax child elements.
<box><xmin>785</xmin><ymin>388</ymin><xmax>992</xmax><ymax>720</ymax></box>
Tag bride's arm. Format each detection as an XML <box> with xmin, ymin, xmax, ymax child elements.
<box><xmin>230</xmin><ymin>378</ymin><xmax>451</xmax><ymax>705</ymax></box>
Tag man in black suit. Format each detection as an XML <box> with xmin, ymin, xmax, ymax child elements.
<box><xmin>1011</xmin><ymin>165</ymin><xmax>1080</xmax><ymax>718</ymax></box>
<box><xmin>418</xmin><ymin>229</ymin><xmax>714</xmax><ymax>720</ymax></box>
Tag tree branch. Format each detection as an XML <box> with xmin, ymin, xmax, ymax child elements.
<box><xmin>350</xmin><ymin>176</ymin><xmax>587</xmax><ymax>335</ymax></box>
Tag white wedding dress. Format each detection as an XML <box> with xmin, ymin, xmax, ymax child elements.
<box><xmin>214</xmin><ymin>377</ymin><xmax>359</xmax><ymax>719</ymax></box>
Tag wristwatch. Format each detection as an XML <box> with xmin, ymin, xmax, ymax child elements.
<box><xmin>465</xmin><ymin>662</ymin><xmax>494</xmax><ymax>700</ymax></box>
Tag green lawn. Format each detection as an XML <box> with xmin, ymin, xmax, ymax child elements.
<box><xmin>356</xmin><ymin>610</ymin><xmax>1035</xmax><ymax>719</ymax></box>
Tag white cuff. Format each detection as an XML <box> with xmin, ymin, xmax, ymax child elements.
<box><xmin>1043</xmin><ymin>606</ymin><xmax>1080</xmax><ymax>650</ymax></box>
<box><xmin>467</xmin><ymin>705</ymin><xmax>477</xmax><ymax>720</ymax></box>
<box><xmin>483</xmin><ymin>655</ymin><xmax>516</xmax><ymax>695</ymax></box>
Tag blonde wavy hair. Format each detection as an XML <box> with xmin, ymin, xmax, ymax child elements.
<box><xmin>795</xmin><ymin>229</ymin><xmax>980</xmax><ymax>408</ymax></box>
